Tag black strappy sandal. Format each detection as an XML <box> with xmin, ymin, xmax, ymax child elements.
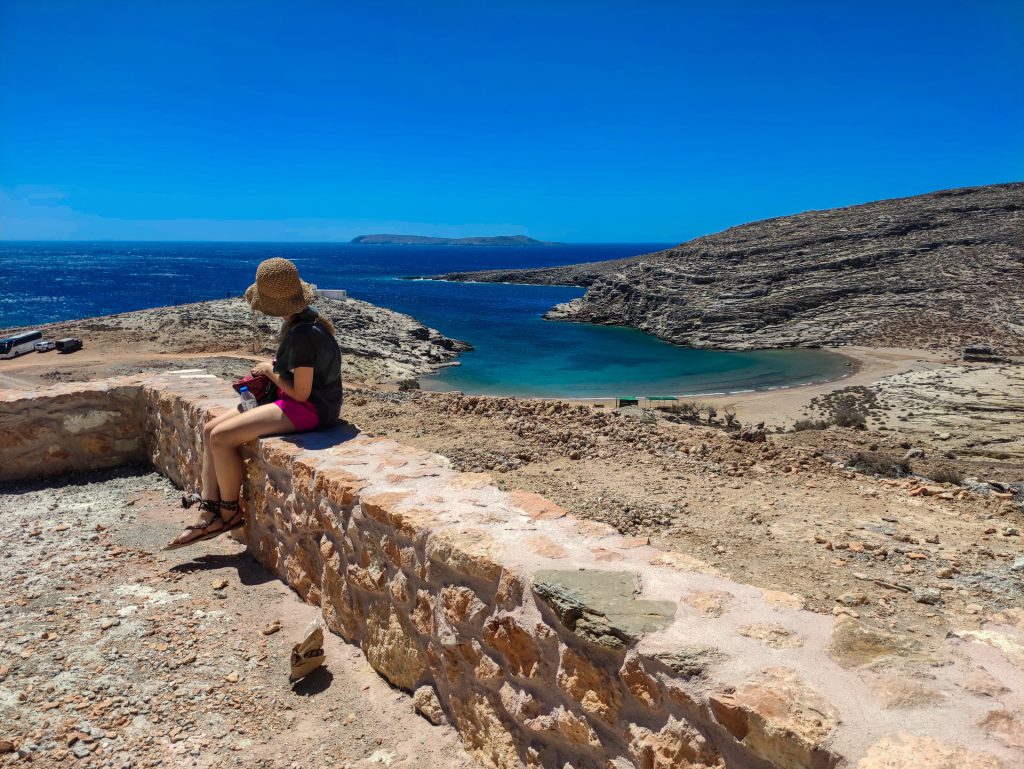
<box><xmin>165</xmin><ymin>499</ymin><xmax>229</xmax><ymax>550</ymax></box>
<box><xmin>181</xmin><ymin>492</ymin><xmax>203</xmax><ymax>509</ymax></box>
<box><xmin>216</xmin><ymin>500</ymin><xmax>246</xmax><ymax>535</ymax></box>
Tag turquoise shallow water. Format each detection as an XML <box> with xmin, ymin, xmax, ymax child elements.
<box><xmin>0</xmin><ymin>241</ymin><xmax>851</xmax><ymax>396</ymax></box>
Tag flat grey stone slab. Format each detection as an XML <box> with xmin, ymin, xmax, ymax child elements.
<box><xmin>532</xmin><ymin>569</ymin><xmax>676</xmax><ymax>649</ymax></box>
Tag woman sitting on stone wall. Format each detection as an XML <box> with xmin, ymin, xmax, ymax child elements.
<box><xmin>165</xmin><ymin>257</ymin><xmax>343</xmax><ymax>549</ymax></box>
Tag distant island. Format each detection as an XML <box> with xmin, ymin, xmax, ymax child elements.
<box><xmin>350</xmin><ymin>234</ymin><xmax>560</xmax><ymax>246</ymax></box>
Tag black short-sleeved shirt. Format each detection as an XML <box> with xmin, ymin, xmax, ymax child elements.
<box><xmin>273</xmin><ymin>316</ymin><xmax>343</xmax><ymax>427</ymax></box>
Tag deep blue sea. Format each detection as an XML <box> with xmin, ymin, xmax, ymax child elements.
<box><xmin>0</xmin><ymin>241</ymin><xmax>850</xmax><ymax>397</ymax></box>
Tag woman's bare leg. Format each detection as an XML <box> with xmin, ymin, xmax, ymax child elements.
<box><xmin>200</xmin><ymin>409</ymin><xmax>239</xmax><ymax>503</ymax></box>
<box><xmin>209</xmin><ymin>403</ymin><xmax>299</xmax><ymax>504</ymax></box>
<box><xmin>167</xmin><ymin>405</ymin><xmax>296</xmax><ymax>547</ymax></box>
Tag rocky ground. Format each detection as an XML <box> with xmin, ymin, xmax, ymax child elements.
<box><xmin>0</xmin><ymin>467</ymin><xmax>476</xmax><ymax>768</ymax></box>
<box><xmin>438</xmin><ymin>182</ymin><xmax>1024</xmax><ymax>355</ymax></box>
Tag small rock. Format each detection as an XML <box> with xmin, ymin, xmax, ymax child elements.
<box><xmin>1009</xmin><ymin>557</ymin><xmax>1024</xmax><ymax>573</ymax></box>
<box><xmin>936</xmin><ymin>567</ymin><xmax>955</xmax><ymax>579</ymax></box>
<box><xmin>0</xmin><ymin>740</ymin><xmax>13</xmax><ymax>754</ymax></box>
<box><xmin>71</xmin><ymin>742</ymin><xmax>91</xmax><ymax>759</ymax></box>
<box><xmin>261</xmin><ymin>620</ymin><xmax>282</xmax><ymax>636</ymax></box>
<box><xmin>224</xmin><ymin>671</ymin><xmax>239</xmax><ymax>683</ymax></box>
<box><xmin>913</xmin><ymin>588</ymin><xmax>942</xmax><ymax>605</ymax></box>
<box><xmin>1002</xmin><ymin>527</ymin><xmax>1020</xmax><ymax>537</ymax></box>
<box><xmin>100</xmin><ymin>618</ymin><xmax>120</xmax><ymax>630</ymax></box>
<box><xmin>412</xmin><ymin>686</ymin><xmax>448</xmax><ymax>726</ymax></box>
<box><xmin>211</xmin><ymin>578</ymin><xmax>229</xmax><ymax>590</ymax></box>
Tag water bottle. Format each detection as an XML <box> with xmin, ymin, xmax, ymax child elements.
<box><xmin>239</xmin><ymin>386</ymin><xmax>257</xmax><ymax>412</ymax></box>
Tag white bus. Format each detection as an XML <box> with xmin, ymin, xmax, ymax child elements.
<box><xmin>0</xmin><ymin>330</ymin><xmax>43</xmax><ymax>359</ymax></box>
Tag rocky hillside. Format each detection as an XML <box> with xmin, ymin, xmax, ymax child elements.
<box><xmin>1</xmin><ymin>296</ymin><xmax>471</xmax><ymax>383</ymax></box>
<box><xmin>447</xmin><ymin>183</ymin><xmax>1024</xmax><ymax>353</ymax></box>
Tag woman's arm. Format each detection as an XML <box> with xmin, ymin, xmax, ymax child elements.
<box><xmin>252</xmin><ymin>361</ymin><xmax>313</xmax><ymax>402</ymax></box>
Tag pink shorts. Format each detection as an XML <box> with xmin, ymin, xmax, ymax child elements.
<box><xmin>274</xmin><ymin>394</ymin><xmax>320</xmax><ymax>432</ymax></box>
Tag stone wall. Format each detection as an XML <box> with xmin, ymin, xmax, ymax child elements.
<box><xmin>2</xmin><ymin>375</ymin><xmax>1022</xmax><ymax>769</ymax></box>
<box><xmin>0</xmin><ymin>381</ymin><xmax>147</xmax><ymax>482</ymax></box>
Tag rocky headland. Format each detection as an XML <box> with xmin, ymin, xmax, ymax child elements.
<box><xmin>352</xmin><ymin>234</ymin><xmax>558</xmax><ymax>246</ymax></box>
<box><xmin>434</xmin><ymin>182</ymin><xmax>1024</xmax><ymax>354</ymax></box>
<box><xmin>0</xmin><ymin>295</ymin><xmax>471</xmax><ymax>384</ymax></box>
<box><xmin>410</xmin><ymin>253</ymin><xmax>643</xmax><ymax>285</ymax></box>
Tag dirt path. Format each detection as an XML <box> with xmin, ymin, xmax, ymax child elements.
<box><xmin>0</xmin><ymin>468</ymin><xmax>475</xmax><ymax>768</ymax></box>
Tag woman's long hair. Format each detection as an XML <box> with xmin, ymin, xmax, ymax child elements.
<box><xmin>279</xmin><ymin>306</ymin><xmax>336</xmax><ymax>342</ymax></box>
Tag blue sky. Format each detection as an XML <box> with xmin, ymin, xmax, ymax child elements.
<box><xmin>1</xmin><ymin>1</ymin><xmax>1021</xmax><ymax>242</ymax></box>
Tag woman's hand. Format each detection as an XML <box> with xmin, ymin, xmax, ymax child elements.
<box><xmin>251</xmin><ymin>361</ymin><xmax>275</xmax><ymax>378</ymax></box>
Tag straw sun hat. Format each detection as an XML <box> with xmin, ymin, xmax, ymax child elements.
<box><xmin>244</xmin><ymin>258</ymin><xmax>316</xmax><ymax>317</ymax></box>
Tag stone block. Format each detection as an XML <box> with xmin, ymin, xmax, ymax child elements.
<box><xmin>483</xmin><ymin>615</ymin><xmax>547</xmax><ymax>679</ymax></box>
<box><xmin>709</xmin><ymin>667</ymin><xmax>838</xmax><ymax>769</ymax></box>
<box><xmin>628</xmin><ymin>717</ymin><xmax>724</xmax><ymax>769</ymax></box>
<box><xmin>427</xmin><ymin>528</ymin><xmax>503</xmax><ymax>584</ymax></box>
<box><xmin>507</xmin><ymin>490</ymin><xmax>567</xmax><ymax>520</ymax></box>
<box><xmin>498</xmin><ymin>681</ymin><xmax>543</xmax><ymax>724</ymax></box>
<box><xmin>524</xmin><ymin>706</ymin><xmax>601</xmax><ymax>749</ymax></box>
<box><xmin>362</xmin><ymin>491</ymin><xmax>414</xmax><ymax>526</ymax></box>
<box><xmin>388</xmin><ymin>570</ymin><xmax>411</xmax><ymax>605</ymax></box>
<box><xmin>863</xmin><ymin>674</ymin><xmax>945</xmax><ymax>709</ymax></box>
<box><xmin>496</xmin><ymin>569</ymin><xmax>525</xmax><ymax>610</ymax></box>
<box><xmin>412</xmin><ymin>590</ymin><xmax>436</xmax><ymax>636</ymax></box>
<box><xmin>737</xmin><ymin>623</ymin><xmax>803</xmax><ymax>649</ymax></box>
<box><xmin>363</xmin><ymin>602</ymin><xmax>428</xmax><ymax>691</ymax></box>
<box><xmin>527</xmin><ymin>535</ymin><xmax>569</xmax><ymax>559</ymax></box>
<box><xmin>681</xmin><ymin>590</ymin><xmax>732</xmax><ymax>618</ymax></box>
<box><xmin>312</xmin><ymin>466</ymin><xmax>364</xmax><ymax>506</ymax></box>
<box><xmin>857</xmin><ymin>734</ymin><xmax>1004</xmax><ymax>769</ymax></box>
<box><xmin>448</xmin><ymin>690</ymin><xmax>525</xmax><ymax>769</ymax></box>
<box><xmin>979</xmin><ymin>710</ymin><xmax>1024</xmax><ymax>749</ymax></box>
<box><xmin>558</xmin><ymin>646</ymin><xmax>623</xmax><ymax>724</ymax></box>
<box><xmin>532</xmin><ymin>570</ymin><xmax>676</xmax><ymax>649</ymax></box>
<box><xmin>283</xmin><ymin>537</ymin><xmax>324</xmax><ymax>603</ymax></box>
<box><xmin>619</xmin><ymin>652</ymin><xmax>662</xmax><ymax>707</ymax></box>
<box><xmin>441</xmin><ymin>585</ymin><xmax>488</xmax><ymax>626</ymax></box>
<box><xmin>827</xmin><ymin>615</ymin><xmax>930</xmax><ymax>669</ymax></box>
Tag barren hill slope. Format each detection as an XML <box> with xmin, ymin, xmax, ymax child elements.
<box><xmin>443</xmin><ymin>183</ymin><xmax>1024</xmax><ymax>353</ymax></box>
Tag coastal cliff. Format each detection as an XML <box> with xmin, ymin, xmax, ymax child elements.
<box><xmin>438</xmin><ymin>183</ymin><xmax>1024</xmax><ymax>353</ymax></box>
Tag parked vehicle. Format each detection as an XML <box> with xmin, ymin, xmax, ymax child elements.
<box><xmin>56</xmin><ymin>337</ymin><xmax>83</xmax><ymax>354</ymax></box>
<box><xmin>34</xmin><ymin>340</ymin><xmax>56</xmax><ymax>352</ymax></box>
<box><xmin>0</xmin><ymin>330</ymin><xmax>42</xmax><ymax>359</ymax></box>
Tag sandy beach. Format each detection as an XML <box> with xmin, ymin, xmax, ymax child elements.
<box><xmin>697</xmin><ymin>345</ymin><xmax>950</xmax><ymax>428</ymax></box>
